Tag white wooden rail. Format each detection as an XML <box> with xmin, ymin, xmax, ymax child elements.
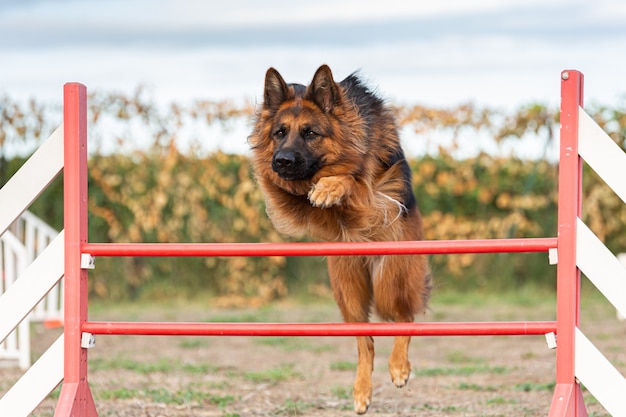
<box><xmin>0</xmin><ymin>124</ymin><xmax>66</xmax><ymax>416</ymax></box>
<box><xmin>574</xmin><ymin>106</ymin><xmax>626</xmax><ymax>416</ymax></box>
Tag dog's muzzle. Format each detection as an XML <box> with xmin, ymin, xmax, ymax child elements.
<box><xmin>272</xmin><ymin>149</ymin><xmax>307</xmax><ymax>180</ymax></box>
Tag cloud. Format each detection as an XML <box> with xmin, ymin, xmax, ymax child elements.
<box><xmin>0</xmin><ymin>0</ymin><xmax>625</xmax><ymax>109</ymax></box>
<box><xmin>1</xmin><ymin>0</ymin><xmax>624</xmax><ymax>50</ymax></box>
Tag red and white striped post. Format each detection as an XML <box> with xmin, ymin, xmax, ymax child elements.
<box><xmin>548</xmin><ymin>70</ymin><xmax>587</xmax><ymax>417</ymax></box>
<box><xmin>54</xmin><ymin>83</ymin><xmax>97</xmax><ymax>417</ymax></box>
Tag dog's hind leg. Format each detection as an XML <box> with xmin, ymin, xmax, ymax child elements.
<box><xmin>388</xmin><ymin>335</ymin><xmax>412</xmax><ymax>387</ymax></box>
<box><xmin>372</xmin><ymin>254</ymin><xmax>429</xmax><ymax>389</ymax></box>
<box><xmin>327</xmin><ymin>256</ymin><xmax>374</xmax><ymax>414</ymax></box>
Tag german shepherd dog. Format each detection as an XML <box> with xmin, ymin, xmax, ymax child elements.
<box><xmin>249</xmin><ymin>65</ymin><xmax>431</xmax><ymax>414</ymax></box>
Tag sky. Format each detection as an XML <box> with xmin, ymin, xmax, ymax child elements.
<box><xmin>1</xmin><ymin>0</ymin><xmax>625</xmax><ymax>155</ymax></box>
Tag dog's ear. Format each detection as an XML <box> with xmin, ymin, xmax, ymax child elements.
<box><xmin>263</xmin><ymin>68</ymin><xmax>290</xmax><ymax>111</ymax></box>
<box><xmin>309</xmin><ymin>65</ymin><xmax>341</xmax><ymax>113</ymax></box>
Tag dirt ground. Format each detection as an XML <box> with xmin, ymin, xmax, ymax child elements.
<box><xmin>2</xmin><ymin>294</ymin><xmax>622</xmax><ymax>417</ymax></box>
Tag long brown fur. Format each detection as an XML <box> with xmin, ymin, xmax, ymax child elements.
<box><xmin>248</xmin><ymin>65</ymin><xmax>431</xmax><ymax>414</ymax></box>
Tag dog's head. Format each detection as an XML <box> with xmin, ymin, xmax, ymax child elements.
<box><xmin>250</xmin><ymin>65</ymin><xmax>364</xmax><ymax>195</ymax></box>
<box><xmin>264</xmin><ymin>65</ymin><xmax>341</xmax><ymax>182</ymax></box>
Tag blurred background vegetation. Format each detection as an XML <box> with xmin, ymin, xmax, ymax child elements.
<box><xmin>1</xmin><ymin>90</ymin><xmax>625</xmax><ymax>305</ymax></box>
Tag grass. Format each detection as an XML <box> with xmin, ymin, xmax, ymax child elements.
<box><xmin>330</xmin><ymin>360</ymin><xmax>357</xmax><ymax>371</ymax></box>
<box><xmin>90</xmin><ymin>357</ymin><xmax>215</xmax><ymax>374</ymax></box>
<box><xmin>90</xmin><ymin>357</ymin><xmax>176</xmax><ymax>373</ymax></box>
<box><xmin>458</xmin><ymin>382</ymin><xmax>498</xmax><ymax>392</ymax></box>
<box><xmin>273</xmin><ymin>398</ymin><xmax>314</xmax><ymax>415</ymax></box>
<box><xmin>96</xmin><ymin>385</ymin><xmax>236</xmax><ymax>407</ymax></box>
<box><xmin>431</xmin><ymin>287</ymin><xmax>555</xmax><ymax>308</ymax></box>
<box><xmin>207</xmin><ymin>393</ymin><xmax>237</xmax><ymax>408</ymax></box>
<box><xmin>486</xmin><ymin>396</ymin><xmax>515</xmax><ymax>406</ymax></box>
<box><xmin>514</xmin><ymin>382</ymin><xmax>556</xmax><ymax>392</ymax></box>
<box><xmin>414</xmin><ymin>403</ymin><xmax>467</xmax><ymax>413</ymax></box>
<box><xmin>98</xmin><ymin>387</ymin><xmax>139</xmax><ymax>400</ymax></box>
<box><xmin>330</xmin><ymin>385</ymin><xmax>350</xmax><ymax>399</ymax></box>
<box><xmin>242</xmin><ymin>363</ymin><xmax>302</xmax><ymax>383</ymax></box>
<box><xmin>205</xmin><ymin>312</ymin><xmax>273</xmax><ymax>323</ymax></box>
<box><xmin>445</xmin><ymin>350</ymin><xmax>486</xmax><ymax>364</ymax></box>
<box><xmin>179</xmin><ymin>338</ymin><xmax>210</xmax><ymax>349</ymax></box>
<box><xmin>256</xmin><ymin>336</ymin><xmax>334</xmax><ymax>353</ymax></box>
<box><xmin>414</xmin><ymin>364</ymin><xmax>508</xmax><ymax>377</ymax></box>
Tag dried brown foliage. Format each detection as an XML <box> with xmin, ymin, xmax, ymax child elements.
<box><xmin>2</xmin><ymin>90</ymin><xmax>625</xmax><ymax>301</ymax></box>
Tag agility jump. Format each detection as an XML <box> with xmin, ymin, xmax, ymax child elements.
<box><xmin>0</xmin><ymin>70</ymin><xmax>625</xmax><ymax>416</ymax></box>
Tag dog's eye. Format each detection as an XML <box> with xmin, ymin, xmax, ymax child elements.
<box><xmin>304</xmin><ymin>129</ymin><xmax>319</xmax><ymax>140</ymax></box>
<box><xmin>273</xmin><ymin>128</ymin><xmax>286</xmax><ymax>139</ymax></box>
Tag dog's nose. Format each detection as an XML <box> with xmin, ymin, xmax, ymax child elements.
<box><xmin>273</xmin><ymin>150</ymin><xmax>296</xmax><ymax>169</ymax></box>
<box><xmin>272</xmin><ymin>149</ymin><xmax>306</xmax><ymax>180</ymax></box>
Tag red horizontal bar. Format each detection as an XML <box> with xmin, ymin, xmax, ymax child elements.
<box><xmin>82</xmin><ymin>321</ymin><xmax>557</xmax><ymax>337</ymax></box>
<box><xmin>82</xmin><ymin>238</ymin><xmax>557</xmax><ymax>257</ymax></box>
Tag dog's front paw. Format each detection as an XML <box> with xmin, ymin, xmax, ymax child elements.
<box><xmin>353</xmin><ymin>378</ymin><xmax>372</xmax><ymax>414</ymax></box>
<box><xmin>308</xmin><ymin>176</ymin><xmax>352</xmax><ymax>208</ymax></box>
